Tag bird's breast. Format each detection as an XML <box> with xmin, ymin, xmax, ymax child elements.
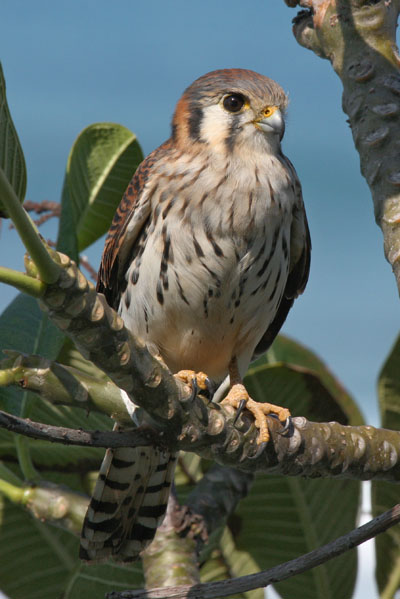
<box><xmin>119</xmin><ymin>157</ymin><xmax>295</xmax><ymax>380</ymax></box>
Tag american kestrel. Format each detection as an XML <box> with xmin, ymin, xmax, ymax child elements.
<box><xmin>80</xmin><ymin>68</ymin><xmax>311</xmax><ymax>562</ymax></box>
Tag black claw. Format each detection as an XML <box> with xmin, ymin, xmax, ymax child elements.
<box><xmin>249</xmin><ymin>441</ymin><xmax>268</xmax><ymax>460</ymax></box>
<box><xmin>205</xmin><ymin>377</ymin><xmax>216</xmax><ymax>400</ymax></box>
<box><xmin>189</xmin><ymin>376</ymin><xmax>198</xmax><ymax>402</ymax></box>
<box><xmin>233</xmin><ymin>399</ymin><xmax>247</xmax><ymax>425</ymax></box>
<box><xmin>278</xmin><ymin>416</ymin><xmax>293</xmax><ymax>436</ymax></box>
<box><xmin>268</xmin><ymin>413</ymin><xmax>280</xmax><ymax>421</ymax></box>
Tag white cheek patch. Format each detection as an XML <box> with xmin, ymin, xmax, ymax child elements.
<box><xmin>200</xmin><ymin>105</ymin><xmax>231</xmax><ymax>152</ymax></box>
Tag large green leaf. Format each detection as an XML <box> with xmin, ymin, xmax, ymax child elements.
<box><xmin>57</xmin><ymin>336</ymin><xmax>109</xmax><ymax>381</ymax></box>
<box><xmin>373</xmin><ymin>334</ymin><xmax>400</xmax><ymax>595</ymax></box>
<box><xmin>0</xmin><ymin>294</ymin><xmax>65</xmax><ymax>415</ymax></box>
<box><xmin>57</xmin><ymin>122</ymin><xmax>143</xmax><ymax>259</ymax></box>
<box><xmin>63</xmin><ymin>562</ymin><xmax>144</xmax><ymax>598</ymax></box>
<box><xmin>0</xmin><ymin>495</ymin><xmax>79</xmax><ymax>599</ymax></box>
<box><xmin>0</xmin><ymin>62</ymin><xmax>27</xmax><ymax>217</ymax></box>
<box><xmin>257</xmin><ymin>334</ymin><xmax>364</xmax><ymax>425</ymax></box>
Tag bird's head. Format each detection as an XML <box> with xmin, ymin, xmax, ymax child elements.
<box><xmin>171</xmin><ymin>68</ymin><xmax>288</xmax><ymax>157</ymax></box>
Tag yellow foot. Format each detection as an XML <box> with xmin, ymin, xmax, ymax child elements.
<box><xmin>221</xmin><ymin>383</ymin><xmax>291</xmax><ymax>444</ymax></box>
<box><xmin>174</xmin><ymin>370</ymin><xmax>211</xmax><ymax>398</ymax></box>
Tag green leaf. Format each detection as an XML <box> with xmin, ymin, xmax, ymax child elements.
<box><xmin>373</xmin><ymin>334</ymin><xmax>400</xmax><ymax>596</ymax></box>
<box><xmin>257</xmin><ymin>334</ymin><xmax>364</xmax><ymax>425</ymax></box>
<box><xmin>377</xmin><ymin>333</ymin><xmax>400</xmax><ymax>431</ymax></box>
<box><xmin>0</xmin><ymin>294</ymin><xmax>65</xmax><ymax>415</ymax></box>
<box><xmin>63</xmin><ymin>561</ymin><xmax>144</xmax><ymax>598</ymax></box>
<box><xmin>57</xmin><ymin>336</ymin><xmax>109</xmax><ymax>381</ymax></box>
<box><xmin>0</xmin><ymin>495</ymin><xmax>79</xmax><ymax>599</ymax></box>
<box><xmin>57</xmin><ymin>122</ymin><xmax>143</xmax><ymax>259</ymax></box>
<box><xmin>0</xmin><ymin>62</ymin><xmax>27</xmax><ymax>217</ymax></box>
<box><xmin>0</xmin><ymin>493</ymin><xmax>144</xmax><ymax>599</ymax></box>
<box><xmin>233</xmin><ymin>476</ymin><xmax>359</xmax><ymax>599</ymax></box>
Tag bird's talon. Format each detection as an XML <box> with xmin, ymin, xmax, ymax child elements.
<box><xmin>189</xmin><ymin>376</ymin><xmax>198</xmax><ymax>402</ymax></box>
<box><xmin>249</xmin><ymin>441</ymin><xmax>268</xmax><ymax>459</ymax></box>
<box><xmin>205</xmin><ymin>377</ymin><xmax>216</xmax><ymax>399</ymax></box>
<box><xmin>278</xmin><ymin>416</ymin><xmax>293</xmax><ymax>436</ymax></box>
<box><xmin>268</xmin><ymin>413</ymin><xmax>280</xmax><ymax>421</ymax></box>
<box><xmin>233</xmin><ymin>398</ymin><xmax>247</xmax><ymax>425</ymax></box>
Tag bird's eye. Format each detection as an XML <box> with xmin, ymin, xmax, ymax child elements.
<box><xmin>223</xmin><ymin>93</ymin><xmax>245</xmax><ymax>113</ymax></box>
<box><xmin>263</xmin><ymin>106</ymin><xmax>277</xmax><ymax>118</ymax></box>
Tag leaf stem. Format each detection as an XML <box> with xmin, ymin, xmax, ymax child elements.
<box><xmin>0</xmin><ymin>169</ymin><xmax>60</xmax><ymax>284</ymax></box>
<box><xmin>380</xmin><ymin>555</ymin><xmax>400</xmax><ymax>599</ymax></box>
<box><xmin>15</xmin><ymin>436</ymin><xmax>39</xmax><ymax>481</ymax></box>
<box><xmin>0</xmin><ymin>477</ymin><xmax>25</xmax><ymax>503</ymax></box>
<box><xmin>0</xmin><ymin>266</ymin><xmax>46</xmax><ymax>297</ymax></box>
<box><xmin>0</xmin><ymin>462</ymin><xmax>23</xmax><ymax>487</ymax></box>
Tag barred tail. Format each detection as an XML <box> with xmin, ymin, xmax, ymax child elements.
<box><xmin>80</xmin><ymin>445</ymin><xmax>177</xmax><ymax>562</ymax></box>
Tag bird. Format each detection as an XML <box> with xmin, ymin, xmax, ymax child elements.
<box><xmin>79</xmin><ymin>68</ymin><xmax>311</xmax><ymax>563</ymax></box>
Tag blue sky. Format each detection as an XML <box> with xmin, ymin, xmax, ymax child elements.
<box><xmin>0</xmin><ymin>3</ymin><xmax>398</xmax><ymax>596</ymax></box>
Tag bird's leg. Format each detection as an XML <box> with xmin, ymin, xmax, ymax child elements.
<box><xmin>174</xmin><ymin>370</ymin><xmax>213</xmax><ymax>401</ymax></box>
<box><xmin>221</xmin><ymin>357</ymin><xmax>291</xmax><ymax>444</ymax></box>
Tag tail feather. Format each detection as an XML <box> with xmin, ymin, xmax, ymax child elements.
<box><xmin>80</xmin><ymin>444</ymin><xmax>176</xmax><ymax>562</ymax></box>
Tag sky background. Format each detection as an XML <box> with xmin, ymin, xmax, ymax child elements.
<box><xmin>0</xmin><ymin>2</ymin><xmax>398</xmax><ymax>598</ymax></box>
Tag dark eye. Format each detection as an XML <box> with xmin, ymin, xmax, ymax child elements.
<box><xmin>223</xmin><ymin>93</ymin><xmax>245</xmax><ymax>113</ymax></box>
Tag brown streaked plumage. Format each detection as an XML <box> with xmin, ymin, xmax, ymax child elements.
<box><xmin>80</xmin><ymin>68</ymin><xmax>311</xmax><ymax>563</ymax></box>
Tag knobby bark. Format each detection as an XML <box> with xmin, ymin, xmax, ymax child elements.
<box><xmin>285</xmin><ymin>0</ymin><xmax>400</xmax><ymax>291</ymax></box>
<box><xmin>1</xmin><ymin>251</ymin><xmax>398</xmax><ymax>482</ymax></box>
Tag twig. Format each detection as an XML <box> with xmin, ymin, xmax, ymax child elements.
<box><xmin>0</xmin><ymin>410</ymin><xmax>155</xmax><ymax>448</ymax></box>
<box><xmin>106</xmin><ymin>504</ymin><xmax>400</xmax><ymax>599</ymax></box>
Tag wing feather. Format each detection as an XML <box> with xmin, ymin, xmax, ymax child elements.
<box><xmin>254</xmin><ymin>159</ymin><xmax>311</xmax><ymax>357</ymax></box>
<box><xmin>97</xmin><ymin>140</ymin><xmax>172</xmax><ymax>309</ymax></box>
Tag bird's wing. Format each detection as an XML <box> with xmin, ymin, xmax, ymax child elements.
<box><xmin>97</xmin><ymin>140</ymin><xmax>172</xmax><ymax>309</ymax></box>
<box><xmin>253</xmin><ymin>159</ymin><xmax>311</xmax><ymax>356</ymax></box>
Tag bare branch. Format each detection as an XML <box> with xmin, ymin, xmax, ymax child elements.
<box><xmin>106</xmin><ymin>504</ymin><xmax>400</xmax><ymax>599</ymax></box>
<box><xmin>0</xmin><ymin>410</ymin><xmax>154</xmax><ymax>448</ymax></box>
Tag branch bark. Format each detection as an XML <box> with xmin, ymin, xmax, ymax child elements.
<box><xmin>285</xmin><ymin>0</ymin><xmax>400</xmax><ymax>291</ymax></box>
<box><xmin>1</xmin><ymin>251</ymin><xmax>398</xmax><ymax>482</ymax></box>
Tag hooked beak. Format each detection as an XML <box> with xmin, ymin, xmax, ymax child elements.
<box><xmin>254</xmin><ymin>108</ymin><xmax>285</xmax><ymax>140</ymax></box>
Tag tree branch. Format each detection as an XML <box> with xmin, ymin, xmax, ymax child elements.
<box><xmin>1</xmin><ymin>405</ymin><xmax>400</xmax><ymax>481</ymax></box>
<box><xmin>285</xmin><ymin>0</ymin><xmax>400</xmax><ymax>291</ymax></box>
<box><xmin>0</xmin><ymin>350</ymin><xmax>135</xmax><ymax>425</ymax></box>
<box><xmin>0</xmin><ymin>252</ymin><xmax>396</xmax><ymax>481</ymax></box>
<box><xmin>0</xmin><ymin>410</ymin><xmax>154</xmax><ymax>448</ymax></box>
<box><xmin>106</xmin><ymin>503</ymin><xmax>400</xmax><ymax>599</ymax></box>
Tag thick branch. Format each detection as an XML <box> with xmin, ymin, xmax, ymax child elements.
<box><xmin>2</xmin><ymin>406</ymin><xmax>400</xmax><ymax>482</ymax></box>
<box><xmin>106</xmin><ymin>504</ymin><xmax>400</xmax><ymax>599</ymax></box>
<box><xmin>286</xmin><ymin>0</ymin><xmax>400</xmax><ymax>291</ymax></box>
<box><xmin>3</xmin><ymin>252</ymin><xmax>396</xmax><ymax>482</ymax></box>
<box><xmin>142</xmin><ymin>493</ymin><xmax>201</xmax><ymax>589</ymax></box>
